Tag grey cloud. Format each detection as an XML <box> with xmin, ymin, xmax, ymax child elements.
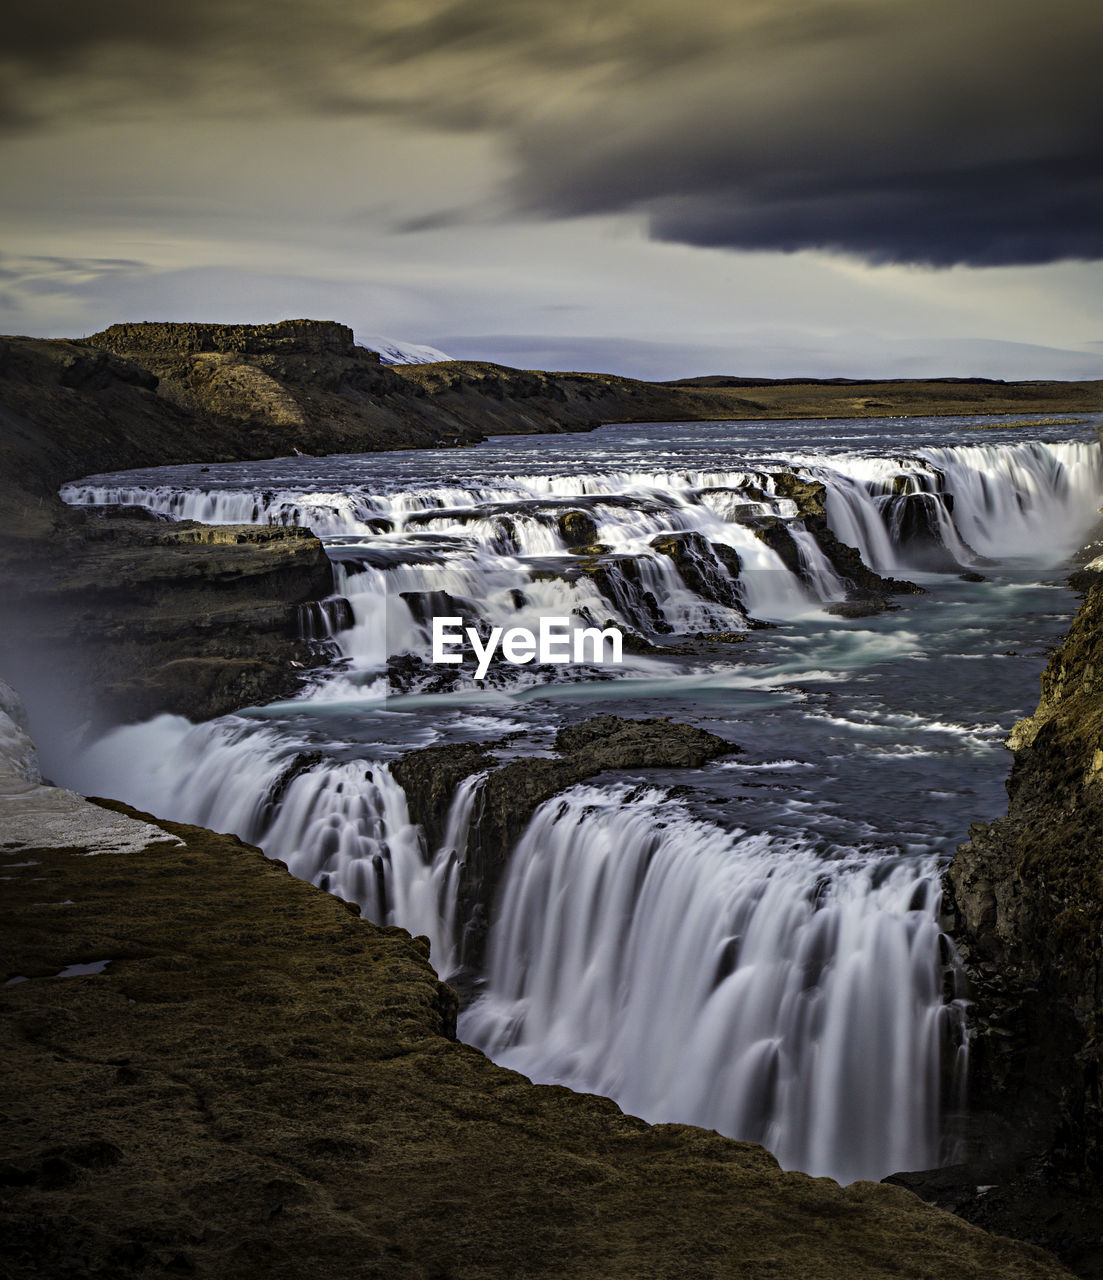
<box><xmin>643</xmin><ymin>155</ymin><xmax>1103</xmax><ymax>267</ymax></box>
<box><xmin>4</xmin><ymin>0</ymin><xmax>1102</xmax><ymax>266</ymax></box>
<box><xmin>0</xmin><ymin>252</ymin><xmax>150</xmax><ymax>283</ymax></box>
<box><xmin>6</xmin><ymin>1</ymin><xmax>217</xmax><ymax>65</ymax></box>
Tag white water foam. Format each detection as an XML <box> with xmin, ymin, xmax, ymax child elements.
<box><xmin>461</xmin><ymin>784</ymin><xmax>965</xmax><ymax>1184</ymax></box>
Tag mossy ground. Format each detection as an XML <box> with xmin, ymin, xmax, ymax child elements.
<box><xmin>0</xmin><ymin>803</ymin><xmax>1072</xmax><ymax>1280</ymax></box>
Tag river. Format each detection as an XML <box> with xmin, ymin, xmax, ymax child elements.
<box><xmin>53</xmin><ymin>411</ymin><xmax>1102</xmax><ymax>1183</ymax></box>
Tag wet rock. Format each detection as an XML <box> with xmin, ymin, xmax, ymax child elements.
<box><xmin>553</xmin><ymin>715</ymin><xmax>737</xmax><ymax>768</ymax></box>
<box><xmin>885</xmin><ymin>493</ymin><xmax>968</xmax><ymax>572</ymax></box>
<box><xmin>825</xmin><ymin>597</ymin><xmax>895</xmax><ymax>618</ymax></box>
<box><xmin>650</xmin><ymin>532</ymin><xmax>744</xmax><ymax>611</ymax></box>
<box><xmin>395</xmin><ymin>716</ymin><xmax>740</xmax><ymax>971</ymax></box>
<box><xmin>577</xmin><ymin>556</ymin><xmax>673</xmax><ymax>634</ymax></box>
<box><xmin>391</xmin><ymin>743</ymin><xmax>496</xmax><ymax>852</ymax></box>
<box><xmin>558</xmin><ymin>510</ymin><xmax>599</xmax><ymax>548</ymax></box>
<box><xmin>770</xmin><ymin>472</ymin><xmax>924</xmax><ymax>597</ymax></box>
<box><xmin>750</xmin><ymin>517</ymin><xmax>804</xmax><ymax>578</ymax></box>
<box><xmin>937</xmin><ymin>574</ymin><xmax>1103</xmax><ymax>1272</ymax></box>
<box><xmin>693</xmin><ymin>630</ymin><xmax>748</xmax><ymax>643</ymax></box>
<box><xmin>258</xmin><ymin>752</ymin><xmax>324</xmax><ymax>827</ymax></box>
<box><xmin>298</xmin><ymin>596</ymin><xmax>354</xmax><ymax>640</ymax></box>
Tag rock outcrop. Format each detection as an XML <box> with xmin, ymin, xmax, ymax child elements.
<box><xmin>0</xmin><ymin>687</ymin><xmax>1075</xmax><ymax>1280</ymax></box>
<box><xmin>894</xmin><ymin>573</ymin><xmax>1103</xmax><ymax>1276</ymax></box>
<box><xmin>393</xmin><ymin>715</ymin><xmax>741</xmax><ymax>972</ymax></box>
<box><xmin>84</xmin><ymin>320</ymin><xmax>491</xmax><ymax>452</ymax></box>
<box><xmin>2</xmin><ymin>510</ymin><xmax>339</xmax><ymax>727</ymax></box>
<box><xmin>770</xmin><ymin>472</ymin><xmax>923</xmax><ymax>600</ymax></box>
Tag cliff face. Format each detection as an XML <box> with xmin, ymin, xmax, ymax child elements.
<box><xmin>0</xmin><ymin>336</ymin><xmax>342</xmax><ymax>727</ymax></box>
<box><xmin>87</xmin><ymin>319</ymin><xmax>368</xmax><ymax>360</ymax></box>
<box><xmin>950</xmin><ymin>573</ymin><xmax>1103</xmax><ymax>1148</ymax></box>
<box><xmin>3</xmin><ymin>513</ymin><xmax>338</xmax><ymax>728</ymax></box>
<box><xmin>914</xmin><ymin>572</ymin><xmax>1103</xmax><ymax>1274</ymax></box>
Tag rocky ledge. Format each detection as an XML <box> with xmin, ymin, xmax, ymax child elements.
<box><xmin>0</xmin><ymin>687</ymin><xmax>1073</xmax><ymax>1280</ymax></box>
<box><xmin>393</xmin><ymin>715</ymin><xmax>741</xmax><ymax>974</ymax></box>
<box><xmin>2</xmin><ymin>510</ymin><xmax>339</xmax><ymax>727</ymax></box>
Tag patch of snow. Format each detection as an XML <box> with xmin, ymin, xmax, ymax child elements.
<box><xmin>356</xmin><ymin>334</ymin><xmax>455</xmax><ymax>365</ymax></box>
<box><xmin>56</xmin><ymin>960</ymin><xmax>112</xmax><ymax>978</ymax></box>
<box><xmin>0</xmin><ymin>678</ymin><xmax>182</xmax><ymax>854</ymax></box>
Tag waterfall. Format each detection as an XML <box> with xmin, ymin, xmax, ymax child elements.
<box><xmin>461</xmin><ymin>784</ymin><xmax>965</xmax><ymax>1185</ymax></box>
<box><xmin>62</xmin><ymin>441</ymin><xmax>1103</xmax><ymax>663</ymax></box>
<box><xmin>809</xmin><ymin>440</ymin><xmax>1103</xmax><ymax>573</ymax></box>
<box><xmin>60</xmin><ymin>714</ymin><xmax>465</xmax><ymax>976</ymax></box>
<box><xmin>916</xmin><ymin>441</ymin><xmax>1103</xmax><ymax>562</ymax></box>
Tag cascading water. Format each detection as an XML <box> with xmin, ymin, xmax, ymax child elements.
<box><xmin>460</xmin><ymin>784</ymin><xmax>964</xmax><ymax>1185</ymax></box>
<box><xmin>802</xmin><ymin>440</ymin><xmax>1103</xmax><ymax>573</ymax></box>
<box><xmin>62</xmin><ymin>714</ymin><xmax>467</xmax><ymax>976</ymax></box>
<box><xmin>62</xmin><ymin>438</ymin><xmax>1103</xmax><ymax>667</ymax></box>
<box><xmin>53</xmin><ymin>414</ymin><xmax>1102</xmax><ymax>1186</ymax></box>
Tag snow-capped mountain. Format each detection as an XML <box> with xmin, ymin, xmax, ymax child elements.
<box><xmin>356</xmin><ymin>334</ymin><xmax>455</xmax><ymax>365</ymax></box>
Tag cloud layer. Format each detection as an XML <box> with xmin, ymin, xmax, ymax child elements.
<box><xmin>5</xmin><ymin>0</ymin><xmax>1101</xmax><ymax>267</ymax></box>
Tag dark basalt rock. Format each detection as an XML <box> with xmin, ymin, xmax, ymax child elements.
<box><xmin>297</xmin><ymin>595</ymin><xmax>354</xmax><ymax>641</ymax></box>
<box><xmin>885</xmin><ymin>492</ymin><xmax>973</xmax><ymax>572</ymax></box>
<box><xmin>771</xmin><ymin>472</ymin><xmax>924</xmax><ymax>597</ymax></box>
<box><xmin>395</xmin><ymin>715</ymin><xmax>741</xmax><ymax>972</ymax></box>
<box><xmin>900</xmin><ymin>574</ymin><xmax>1103</xmax><ymax>1276</ymax></box>
<box><xmin>650</xmin><ymin>531</ymin><xmax>745</xmax><ymax>611</ymax></box>
<box><xmin>751</xmin><ymin>516</ymin><xmax>805</xmax><ymax>578</ymax></box>
<box><xmin>258</xmin><ymin>751</ymin><xmax>324</xmax><ymax>828</ymax></box>
<box><xmin>558</xmin><ymin>509</ymin><xmax>600</xmax><ymax>547</ymax></box>
<box><xmin>553</xmin><ymin>714</ymin><xmax>737</xmax><ymax>767</ymax></box>
<box><xmin>390</xmin><ymin>742</ymin><xmax>496</xmax><ymax>852</ymax></box>
<box><xmin>824</xmin><ymin>597</ymin><xmax>896</xmax><ymax>618</ymax></box>
<box><xmin>580</xmin><ymin>556</ymin><xmax>674</xmax><ymax>633</ymax></box>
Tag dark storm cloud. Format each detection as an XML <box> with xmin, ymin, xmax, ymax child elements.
<box><xmin>7</xmin><ymin>2</ymin><xmax>213</xmax><ymax>63</ymax></box>
<box><xmin>4</xmin><ymin>0</ymin><xmax>1102</xmax><ymax>266</ymax></box>
<box><xmin>644</xmin><ymin>155</ymin><xmax>1103</xmax><ymax>268</ymax></box>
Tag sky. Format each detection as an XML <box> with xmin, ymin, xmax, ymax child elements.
<box><xmin>2</xmin><ymin>0</ymin><xmax>1101</xmax><ymax>380</ymax></box>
